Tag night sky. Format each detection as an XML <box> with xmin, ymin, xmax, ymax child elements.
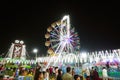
<box><xmin>0</xmin><ymin>1</ymin><xmax>120</xmax><ymax>56</ymax></box>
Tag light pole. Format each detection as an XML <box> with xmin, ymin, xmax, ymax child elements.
<box><xmin>33</xmin><ymin>49</ymin><xmax>38</xmax><ymax>62</ymax></box>
<box><xmin>33</xmin><ymin>48</ymin><xmax>38</xmax><ymax>77</ymax></box>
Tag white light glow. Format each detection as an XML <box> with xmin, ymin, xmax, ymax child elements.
<box><xmin>20</xmin><ymin>40</ymin><xmax>24</xmax><ymax>44</ymax></box>
<box><xmin>33</xmin><ymin>49</ymin><xmax>38</xmax><ymax>53</ymax></box>
<box><xmin>15</xmin><ymin>40</ymin><xmax>19</xmax><ymax>43</ymax></box>
<box><xmin>81</xmin><ymin>52</ymin><xmax>87</xmax><ymax>58</ymax></box>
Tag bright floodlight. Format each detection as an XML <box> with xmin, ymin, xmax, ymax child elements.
<box><xmin>33</xmin><ymin>49</ymin><xmax>38</xmax><ymax>53</ymax></box>
<box><xmin>15</xmin><ymin>40</ymin><xmax>19</xmax><ymax>43</ymax></box>
<box><xmin>81</xmin><ymin>52</ymin><xmax>87</xmax><ymax>58</ymax></box>
<box><xmin>20</xmin><ymin>40</ymin><xmax>24</xmax><ymax>44</ymax></box>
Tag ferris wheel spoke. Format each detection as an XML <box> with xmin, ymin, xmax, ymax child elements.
<box><xmin>50</xmin><ymin>32</ymin><xmax>59</xmax><ymax>36</ymax></box>
<box><xmin>71</xmin><ymin>37</ymin><xmax>79</xmax><ymax>41</ymax></box>
<box><xmin>51</xmin><ymin>43</ymin><xmax>60</xmax><ymax>49</ymax></box>
<box><xmin>51</xmin><ymin>31</ymin><xmax>59</xmax><ymax>36</ymax></box>
<box><xmin>50</xmin><ymin>39</ymin><xmax>60</xmax><ymax>42</ymax></box>
<box><xmin>51</xmin><ymin>27</ymin><xmax>60</xmax><ymax>36</ymax></box>
<box><xmin>60</xmin><ymin>32</ymin><xmax>65</xmax><ymax>37</ymax></box>
<box><xmin>54</xmin><ymin>27</ymin><xmax>60</xmax><ymax>35</ymax></box>
<box><xmin>54</xmin><ymin>42</ymin><xmax>63</xmax><ymax>53</ymax></box>
<box><xmin>50</xmin><ymin>32</ymin><xmax>59</xmax><ymax>38</ymax></box>
<box><xmin>51</xmin><ymin>37</ymin><xmax>59</xmax><ymax>40</ymax></box>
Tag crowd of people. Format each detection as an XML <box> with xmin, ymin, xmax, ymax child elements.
<box><xmin>33</xmin><ymin>65</ymin><xmax>108</xmax><ymax>80</ymax></box>
<box><xmin>0</xmin><ymin>64</ymin><xmax>35</xmax><ymax>80</ymax></box>
<box><xmin>34</xmin><ymin>66</ymin><xmax>81</xmax><ymax>80</ymax></box>
<box><xmin>0</xmin><ymin>63</ymin><xmax>110</xmax><ymax>80</ymax></box>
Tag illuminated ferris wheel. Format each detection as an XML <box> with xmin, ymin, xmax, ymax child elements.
<box><xmin>45</xmin><ymin>15</ymin><xmax>80</xmax><ymax>56</ymax></box>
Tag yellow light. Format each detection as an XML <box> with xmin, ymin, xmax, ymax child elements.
<box><xmin>45</xmin><ymin>33</ymin><xmax>50</xmax><ymax>38</ymax></box>
<box><xmin>45</xmin><ymin>41</ymin><xmax>50</xmax><ymax>46</ymax></box>
<box><xmin>47</xmin><ymin>27</ymin><xmax>52</xmax><ymax>32</ymax></box>
<box><xmin>51</xmin><ymin>22</ymin><xmax>56</xmax><ymax>28</ymax></box>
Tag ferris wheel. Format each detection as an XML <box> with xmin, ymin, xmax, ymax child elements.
<box><xmin>45</xmin><ymin>15</ymin><xmax>80</xmax><ymax>56</ymax></box>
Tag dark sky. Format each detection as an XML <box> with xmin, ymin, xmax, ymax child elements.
<box><xmin>0</xmin><ymin>1</ymin><xmax>120</xmax><ymax>56</ymax></box>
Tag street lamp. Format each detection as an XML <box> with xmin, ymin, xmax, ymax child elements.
<box><xmin>33</xmin><ymin>49</ymin><xmax>38</xmax><ymax>62</ymax></box>
<box><xmin>33</xmin><ymin>48</ymin><xmax>38</xmax><ymax>77</ymax></box>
